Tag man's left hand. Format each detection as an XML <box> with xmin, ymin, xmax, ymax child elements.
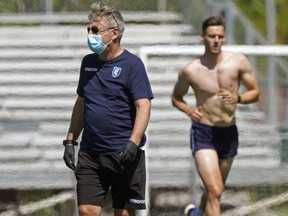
<box><xmin>218</xmin><ymin>89</ymin><xmax>238</xmax><ymax>104</ymax></box>
<box><xmin>119</xmin><ymin>140</ymin><xmax>139</xmax><ymax>165</ymax></box>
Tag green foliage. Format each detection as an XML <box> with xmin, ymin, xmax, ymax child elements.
<box><xmin>275</xmin><ymin>0</ymin><xmax>288</xmax><ymax>43</ymax></box>
<box><xmin>234</xmin><ymin>0</ymin><xmax>266</xmax><ymax>35</ymax></box>
<box><xmin>270</xmin><ymin>202</ymin><xmax>288</xmax><ymax>214</ymax></box>
<box><xmin>0</xmin><ymin>0</ymin><xmax>19</xmax><ymax>13</ymax></box>
<box><xmin>0</xmin><ymin>0</ymin><xmax>42</xmax><ymax>13</ymax></box>
<box><xmin>234</xmin><ymin>0</ymin><xmax>288</xmax><ymax>44</ymax></box>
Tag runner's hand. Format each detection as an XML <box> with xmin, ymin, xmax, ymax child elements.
<box><xmin>189</xmin><ymin>107</ymin><xmax>203</xmax><ymax>122</ymax></box>
<box><xmin>63</xmin><ymin>144</ymin><xmax>75</xmax><ymax>170</ymax></box>
<box><xmin>119</xmin><ymin>140</ymin><xmax>139</xmax><ymax>165</ymax></box>
<box><xmin>218</xmin><ymin>89</ymin><xmax>237</xmax><ymax>104</ymax></box>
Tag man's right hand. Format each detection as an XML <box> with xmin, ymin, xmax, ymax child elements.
<box><xmin>189</xmin><ymin>106</ymin><xmax>203</xmax><ymax>122</ymax></box>
<box><xmin>63</xmin><ymin>144</ymin><xmax>75</xmax><ymax>170</ymax></box>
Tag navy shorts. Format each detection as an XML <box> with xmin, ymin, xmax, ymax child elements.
<box><xmin>190</xmin><ymin>123</ymin><xmax>239</xmax><ymax>159</ymax></box>
<box><xmin>74</xmin><ymin>149</ymin><xmax>146</xmax><ymax>209</ymax></box>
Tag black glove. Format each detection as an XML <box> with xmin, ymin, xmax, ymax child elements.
<box><xmin>63</xmin><ymin>140</ymin><xmax>77</xmax><ymax>170</ymax></box>
<box><xmin>119</xmin><ymin>140</ymin><xmax>139</xmax><ymax>165</ymax></box>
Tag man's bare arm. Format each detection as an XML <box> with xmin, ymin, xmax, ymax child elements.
<box><xmin>66</xmin><ymin>96</ymin><xmax>84</xmax><ymax>141</ymax></box>
<box><xmin>171</xmin><ymin>69</ymin><xmax>202</xmax><ymax>121</ymax></box>
<box><xmin>238</xmin><ymin>54</ymin><xmax>260</xmax><ymax>104</ymax></box>
<box><xmin>129</xmin><ymin>98</ymin><xmax>151</xmax><ymax>145</ymax></box>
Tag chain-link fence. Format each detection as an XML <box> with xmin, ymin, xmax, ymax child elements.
<box><xmin>0</xmin><ymin>0</ymin><xmax>181</xmax><ymax>13</ymax></box>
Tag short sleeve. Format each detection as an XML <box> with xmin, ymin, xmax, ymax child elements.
<box><xmin>128</xmin><ymin>59</ymin><xmax>153</xmax><ymax>101</ymax></box>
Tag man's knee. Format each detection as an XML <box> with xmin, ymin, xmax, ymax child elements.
<box><xmin>114</xmin><ymin>209</ymin><xmax>135</xmax><ymax>216</ymax></box>
<box><xmin>206</xmin><ymin>185</ymin><xmax>224</xmax><ymax>201</ymax></box>
<box><xmin>79</xmin><ymin>204</ymin><xmax>101</xmax><ymax>216</ymax></box>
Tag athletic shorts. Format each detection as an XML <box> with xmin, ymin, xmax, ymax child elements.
<box><xmin>74</xmin><ymin>149</ymin><xmax>146</xmax><ymax>209</ymax></box>
<box><xmin>190</xmin><ymin>122</ymin><xmax>239</xmax><ymax>159</ymax></box>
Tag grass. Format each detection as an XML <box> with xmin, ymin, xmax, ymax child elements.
<box><xmin>248</xmin><ymin>186</ymin><xmax>288</xmax><ymax>215</ymax></box>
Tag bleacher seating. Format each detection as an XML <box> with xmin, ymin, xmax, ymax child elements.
<box><xmin>0</xmin><ymin>12</ymin><xmax>282</xmax><ymax>194</ymax></box>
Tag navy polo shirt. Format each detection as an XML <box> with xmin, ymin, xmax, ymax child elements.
<box><xmin>77</xmin><ymin>50</ymin><xmax>153</xmax><ymax>155</ymax></box>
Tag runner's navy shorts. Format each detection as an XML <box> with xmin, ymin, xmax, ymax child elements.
<box><xmin>75</xmin><ymin>149</ymin><xmax>146</xmax><ymax>209</ymax></box>
<box><xmin>190</xmin><ymin>122</ymin><xmax>239</xmax><ymax>159</ymax></box>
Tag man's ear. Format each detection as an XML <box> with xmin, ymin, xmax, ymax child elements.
<box><xmin>112</xmin><ymin>28</ymin><xmax>119</xmax><ymax>40</ymax></box>
<box><xmin>199</xmin><ymin>34</ymin><xmax>205</xmax><ymax>43</ymax></box>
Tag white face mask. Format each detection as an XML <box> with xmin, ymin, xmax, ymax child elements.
<box><xmin>87</xmin><ymin>30</ymin><xmax>112</xmax><ymax>54</ymax></box>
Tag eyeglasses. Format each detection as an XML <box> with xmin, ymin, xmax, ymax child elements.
<box><xmin>109</xmin><ymin>10</ymin><xmax>119</xmax><ymax>29</ymax></box>
<box><xmin>87</xmin><ymin>26</ymin><xmax>115</xmax><ymax>35</ymax></box>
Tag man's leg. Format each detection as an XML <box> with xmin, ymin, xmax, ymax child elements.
<box><xmin>112</xmin><ymin>151</ymin><xmax>146</xmax><ymax>216</ymax></box>
<box><xmin>219</xmin><ymin>157</ymin><xmax>234</xmax><ymax>184</ymax></box>
<box><xmin>196</xmin><ymin>191</ymin><xmax>207</xmax><ymax>213</ymax></box>
<box><xmin>194</xmin><ymin>149</ymin><xmax>223</xmax><ymax>216</ymax></box>
<box><xmin>79</xmin><ymin>205</ymin><xmax>101</xmax><ymax>216</ymax></box>
<box><xmin>114</xmin><ymin>209</ymin><xmax>135</xmax><ymax>216</ymax></box>
<box><xmin>75</xmin><ymin>150</ymin><xmax>109</xmax><ymax>216</ymax></box>
<box><xmin>195</xmin><ymin>157</ymin><xmax>234</xmax><ymax>215</ymax></box>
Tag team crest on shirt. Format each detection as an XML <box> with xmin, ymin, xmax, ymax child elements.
<box><xmin>112</xmin><ymin>66</ymin><xmax>122</xmax><ymax>78</ymax></box>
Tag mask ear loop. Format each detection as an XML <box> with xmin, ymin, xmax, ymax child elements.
<box><xmin>98</xmin><ymin>29</ymin><xmax>113</xmax><ymax>47</ymax></box>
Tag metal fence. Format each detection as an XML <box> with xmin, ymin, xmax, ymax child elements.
<box><xmin>0</xmin><ymin>0</ymin><xmax>181</xmax><ymax>13</ymax></box>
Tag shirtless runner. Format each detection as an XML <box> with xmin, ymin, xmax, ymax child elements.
<box><xmin>171</xmin><ymin>16</ymin><xmax>260</xmax><ymax>216</ymax></box>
